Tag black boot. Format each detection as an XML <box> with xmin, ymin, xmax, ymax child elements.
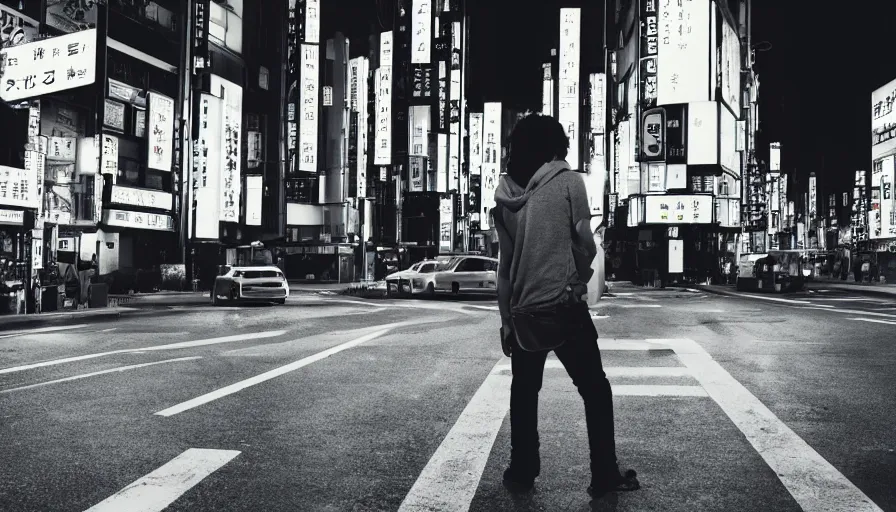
<box><xmin>502</xmin><ymin>453</ymin><xmax>540</xmax><ymax>492</ymax></box>
<box><xmin>587</xmin><ymin>469</ymin><xmax>640</xmax><ymax>497</ymax></box>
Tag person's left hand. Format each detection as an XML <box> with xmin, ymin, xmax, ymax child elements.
<box><xmin>500</xmin><ymin>327</ymin><xmax>513</xmax><ymax>357</ymax></box>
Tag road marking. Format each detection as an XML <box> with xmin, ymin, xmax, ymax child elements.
<box><xmin>796</xmin><ymin>306</ymin><xmax>896</xmax><ymax>319</ymax></box>
<box><xmin>1</xmin><ymin>357</ymin><xmax>201</xmax><ymax>394</ymax></box>
<box><xmin>669</xmin><ymin>338</ymin><xmax>883</xmax><ymax>512</ymax></box>
<box><xmin>399</xmin><ymin>360</ymin><xmax>511</xmax><ymax>512</ymax></box>
<box><xmin>496</xmin><ymin>362</ymin><xmax>690</xmax><ymax>377</ymax></box>
<box><xmin>846</xmin><ymin>317</ymin><xmax>896</xmax><ymax>326</ymax></box>
<box><xmin>800</xmin><ymin>303</ymin><xmax>835</xmax><ymax>308</ymax></box>
<box><xmin>612</xmin><ymin>385</ymin><xmax>707</xmax><ymax>397</ymax></box>
<box><xmin>84</xmin><ymin>448</ymin><xmax>240</xmax><ymax>512</ymax></box>
<box><xmin>99</xmin><ymin>328</ymin><xmax>118</xmax><ymax>333</ymax></box>
<box><xmin>809</xmin><ymin>297</ymin><xmax>885</xmax><ymax>302</ymax></box>
<box><xmin>693</xmin><ymin>308</ymin><xmax>726</xmax><ymax>313</ymax></box>
<box><xmin>728</xmin><ymin>294</ymin><xmax>814</xmax><ymax>305</ymax></box>
<box><xmin>461</xmin><ymin>304</ymin><xmax>499</xmax><ymax>311</ymax></box>
<box><xmin>620</xmin><ymin>304</ymin><xmax>662</xmax><ymax>308</ymax></box>
<box><xmin>0</xmin><ymin>324</ymin><xmax>89</xmax><ymax>340</ymax></box>
<box><xmin>0</xmin><ymin>330</ymin><xmax>287</xmax><ymax>375</ymax></box>
<box><xmin>155</xmin><ymin>328</ymin><xmax>393</xmax><ymax>417</ymax></box>
<box><xmin>320</xmin><ymin>298</ymin><xmax>389</xmax><ymax>308</ymax></box>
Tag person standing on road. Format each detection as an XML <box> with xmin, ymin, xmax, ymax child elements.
<box><xmin>491</xmin><ymin>114</ymin><xmax>640</xmax><ymax>498</ymax></box>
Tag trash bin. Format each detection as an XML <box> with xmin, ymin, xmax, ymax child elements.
<box><xmin>88</xmin><ymin>283</ymin><xmax>109</xmax><ymax>308</ymax></box>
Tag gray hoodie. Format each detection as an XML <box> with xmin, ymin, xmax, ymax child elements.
<box><xmin>492</xmin><ymin>160</ymin><xmax>596</xmax><ymax>324</ymax></box>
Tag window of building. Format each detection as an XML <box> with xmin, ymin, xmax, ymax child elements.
<box><xmin>209</xmin><ymin>0</ymin><xmax>243</xmax><ymax>54</ymax></box>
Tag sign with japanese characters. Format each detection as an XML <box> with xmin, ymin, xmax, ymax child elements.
<box><xmin>109</xmin><ymin>184</ymin><xmax>172</xmax><ymax>211</ymax></box>
<box><xmin>590</xmin><ymin>74</ymin><xmax>606</xmax><ymax>134</ymax></box>
<box><xmin>412</xmin><ymin>0</ymin><xmax>431</xmax><ymax>64</ymax></box>
<box><xmin>101</xmin><ymin>134</ymin><xmax>118</xmax><ymax>179</ymax></box>
<box><xmin>871</xmin><ymin>77</ymin><xmax>896</xmax><ymax>161</ymax></box>
<box><xmin>558</xmin><ymin>8</ymin><xmax>581</xmax><ymax>170</ymax></box>
<box><xmin>103</xmin><ymin>209</ymin><xmax>174</xmax><ymax>232</ymax></box>
<box><xmin>439</xmin><ymin>196</ymin><xmax>453</xmax><ymax>252</ymax></box>
<box><xmin>480</xmin><ymin>102</ymin><xmax>501</xmax><ymax>230</ymax></box>
<box><xmin>657</xmin><ymin>0</ymin><xmax>710</xmax><ymax>106</ymax></box>
<box><xmin>0</xmin><ymin>28</ymin><xmax>96</xmax><ymax>102</ymax></box>
<box><xmin>644</xmin><ymin>194</ymin><xmax>713</xmax><ymax>224</ymax></box>
<box><xmin>0</xmin><ymin>164</ymin><xmax>38</xmax><ymax>208</ymax></box>
<box><xmin>47</xmin><ymin>136</ymin><xmax>76</xmax><ymax>162</ymax></box>
<box><xmin>639</xmin><ymin>0</ymin><xmax>658</xmax><ymax>108</ymax></box>
<box><xmin>0</xmin><ymin>209</ymin><xmax>24</xmax><ymax>225</ymax></box>
<box><xmin>374</xmin><ymin>66</ymin><xmax>393</xmax><ymax>165</ymax></box>
<box><xmin>303</xmin><ymin>0</ymin><xmax>320</xmax><ymax>44</ymax></box>
<box><xmin>221</xmin><ymin>80</ymin><xmax>242</xmax><ymax>222</ymax></box>
<box><xmin>298</xmin><ymin>44</ymin><xmax>319</xmax><ymax>172</ymax></box>
<box><xmin>146</xmin><ymin>92</ymin><xmax>174</xmax><ymax>172</ymax></box>
<box><xmin>469</xmin><ymin>113</ymin><xmax>483</xmax><ymax>176</ymax></box>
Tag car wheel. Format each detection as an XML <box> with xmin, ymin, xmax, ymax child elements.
<box><xmin>274</xmin><ymin>298</ymin><xmax>286</xmax><ymax>305</ymax></box>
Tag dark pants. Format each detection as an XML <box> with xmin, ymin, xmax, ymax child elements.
<box><xmin>509</xmin><ymin>305</ymin><xmax>618</xmax><ymax>479</ymax></box>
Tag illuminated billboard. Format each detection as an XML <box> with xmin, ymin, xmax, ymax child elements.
<box><xmin>374</xmin><ymin>32</ymin><xmax>393</xmax><ymax>165</ymax></box>
<box><xmin>657</xmin><ymin>0</ymin><xmax>710</xmax><ymax>106</ymax></box>
<box><xmin>770</xmin><ymin>142</ymin><xmax>781</xmax><ymax>171</ymax></box>
<box><xmin>872</xmin><ymin>77</ymin><xmax>896</xmax><ymax>160</ymax></box>
<box><xmin>558</xmin><ymin>8</ymin><xmax>581</xmax><ymax>170</ymax></box>
<box><xmin>298</xmin><ymin>44</ymin><xmax>319</xmax><ymax>172</ymax></box>
<box><xmin>193</xmin><ymin>93</ymin><xmax>222</xmax><ymax>239</ymax></box>
<box><xmin>720</xmin><ymin>17</ymin><xmax>741</xmax><ymax>113</ymax></box>
<box><xmin>590</xmin><ymin>73</ymin><xmax>605</xmax><ymax>134</ymax></box>
<box><xmin>469</xmin><ymin>113</ymin><xmax>483</xmax><ymax>176</ymax></box>
<box><xmin>440</xmin><ymin>196</ymin><xmax>454</xmax><ymax>252</ymax></box>
<box><xmin>687</xmin><ymin>101</ymin><xmax>718</xmax><ymax>166</ymax></box>
<box><xmin>542</xmin><ymin>63</ymin><xmax>554</xmax><ymax>116</ymax></box>
<box><xmin>480</xmin><ymin>102</ymin><xmax>502</xmax><ymax>230</ymax></box>
<box><xmin>412</xmin><ymin>0</ymin><xmax>432</xmax><ymax>64</ymax></box>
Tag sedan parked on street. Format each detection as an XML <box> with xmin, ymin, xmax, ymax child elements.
<box><xmin>385</xmin><ymin>260</ymin><xmax>441</xmax><ymax>297</ymax></box>
<box><xmin>429</xmin><ymin>256</ymin><xmax>498</xmax><ymax>296</ymax></box>
<box><xmin>211</xmin><ymin>265</ymin><xmax>289</xmax><ymax>305</ymax></box>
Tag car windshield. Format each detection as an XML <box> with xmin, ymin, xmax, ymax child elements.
<box><xmin>235</xmin><ymin>270</ymin><xmax>282</xmax><ymax>279</ymax></box>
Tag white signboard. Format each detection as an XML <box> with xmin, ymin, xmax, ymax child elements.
<box><xmin>687</xmin><ymin>101</ymin><xmax>719</xmax><ymax>165</ymax></box>
<box><xmin>380</xmin><ymin>31</ymin><xmax>393</xmax><ymax>68</ymax></box>
<box><xmin>374</xmin><ymin>66</ymin><xmax>393</xmax><ymax>165</ymax></box>
<box><xmin>668</xmin><ymin>239</ymin><xmax>684</xmax><ymax>273</ymax></box>
<box><xmin>480</xmin><ymin>102</ymin><xmax>502</xmax><ymax>230</ymax></box>
<box><xmin>0</xmin><ymin>29</ymin><xmax>97</xmax><ymax>102</ymax></box>
<box><xmin>644</xmin><ymin>194</ymin><xmax>713</xmax><ymax>224</ymax></box>
<box><xmin>411</xmin><ymin>0</ymin><xmax>432</xmax><ymax>64</ymax></box>
<box><xmin>770</xmin><ymin>142</ymin><xmax>781</xmax><ymax>171</ymax></box>
<box><xmin>101</xmin><ymin>134</ymin><xmax>119</xmax><ymax>179</ymax></box>
<box><xmin>469</xmin><ymin>113</ymin><xmax>483</xmax><ymax>176</ymax></box>
<box><xmin>245</xmin><ymin>175</ymin><xmax>263</xmax><ymax>226</ymax></box>
<box><xmin>558</xmin><ymin>8</ymin><xmax>581</xmax><ymax>170</ymax></box>
<box><xmin>193</xmin><ymin>93</ymin><xmax>222</xmax><ymax>239</ymax></box>
<box><xmin>439</xmin><ymin>196</ymin><xmax>454</xmax><ymax>252</ymax></box>
<box><xmin>0</xmin><ymin>164</ymin><xmax>38</xmax><ymax>208</ymax></box>
<box><xmin>720</xmin><ymin>19</ymin><xmax>741</xmax><ymax>113</ymax></box>
<box><xmin>657</xmin><ymin>0</ymin><xmax>710</xmax><ymax>106</ymax></box>
<box><xmin>353</xmin><ymin>58</ymin><xmax>370</xmax><ymax>198</ymax></box>
<box><xmin>871</xmin><ymin>77</ymin><xmax>896</xmax><ymax>160</ymax></box>
<box><xmin>47</xmin><ymin>136</ymin><xmax>77</xmax><ymax>162</ymax></box>
<box><xmin>109</xmin><ymin>185</ymin><xmax>173</xmax><ymax>211</ymax></box>
<box><xmin>719</xmin><ymin>105</ymin><xmax>738</xmax><ymax>176</ymax></box>
<box><xmin>304</xmin><ymin>0</ymin><xmax>320</xmax><ymax>44</ymax></box>
<box><xmin>590</xmin><ymin>73</ymin><xmax>605</xmax><ymax>134</ymax></box>
<box><xmin>809</xmin><ymin>174</ymin><xmax>818</xmax><ymax>219</ymax></box>
<box><xmin>147</xmin><ymin>92</ymin><xmax>174</xmax><ymax>172</ymax></box>
<box><xmin>103</xmin><ymin>209</ymin><xmax>174</xmax><ymax>231</ymax></box>
<box><xmin>220</xmin><ymin>78</ymin><xmax>243</xmax><ymax>222</ymax></box>
<box><xmin>882</xmin><ymin>156</ymin><xmax>896</xmax><ymax>237</ymax></box>
<box><xmin>436</xmin><ymin>133</ymin><xmax>448</xmax><ymax>193</ymax></box>
<box><xmin>299</xmin><ymin>44</ymin><xmax>319</xmax><ymax>172</ymax></box>
<box><xmin>0</xmin><ymin>209</ymin><xmax>24</xmax><ymax>225</ymax></box>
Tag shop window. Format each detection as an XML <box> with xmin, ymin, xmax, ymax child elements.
<box><xmin>209</xmin><ymin>0</ymin><xmax>243</xmax><ymax>54</ymax></box>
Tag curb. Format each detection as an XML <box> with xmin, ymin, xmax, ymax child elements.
<box><xmin>691</xmin><ymin>285</ymin><xmax>742</xmax><ymax>298</ymax></box>
<box><xmin>807</xmin><ymin>284</ymin><xmax>896</xmax><ymax>299</ymax></box>
<box><xmin>0</xmin><ymin>307</ymin><xmax>136</xmax><ymax>332</ymax></box>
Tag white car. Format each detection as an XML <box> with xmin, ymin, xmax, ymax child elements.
<box><xmin>211</xmin><ymin>265</ymin><xmax>289</xmax><ymax>305</ymax></box>
<box><xmin>385</xmin><ymin>260</ymin><xmax>440</xmax><ymax>296</ymax></box>
<box><xmin>429</xmin><ymin>256</ymin><xmax>498</xmax><ymax>295</ymax></box>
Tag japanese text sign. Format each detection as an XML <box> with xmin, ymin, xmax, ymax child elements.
<box><xmin>1</xmin><ymin>28</ymin><xmax>97</xmax><ymax>102</ymax></box>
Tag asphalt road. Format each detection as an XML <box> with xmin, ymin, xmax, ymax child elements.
<box><xmin>0</xmin><ymin>284</ymin><xmax>893</xmax><ymax>512</ymax></box>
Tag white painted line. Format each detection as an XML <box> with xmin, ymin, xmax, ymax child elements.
<box><xmin>693</xmin><ymin>309</ymin><xmax>726</xmax><ymax>313</ymax></box>
<box><xmin>0</xmin><ymin>330</ymin><xmax>287</xmax><ymax>375</ymax></box>
<box><xmin>846</xmin><ymin>317</ymin><xmax>896</xmax><ymax>326</ymax></box>
<box><xmin>670</xmin><ymin>338</ymin><xmax>884</xmax><ymax>512</ymax></box>
<box><xmin>612</xmin><ymin>385</ymin><xmax>707</xmax><ymax>397</ymax></box>
<box><xmin>462</xmin><ymin>304</ymin><xmax>499</xmax><ymax>311</ymax></box>
<box><xmin>0</xmin><ymin>324</ymin><xmax>89</xmax><ymax>340</ymax></box>
<box><xmin>1</xmin><ymin>357</ymin><xmax>201</xmax><ymax>394</ymax></box>
<box><xmin>99</xmin><ymin>328</ymin><xmax>118</xmax><ymax>333</ymax></box>
<box><xmin>399</xmin><ymin>359</ymin><xmax>511</xmax><ymax>512</ymax></box>
<box><xmin>809</xmin><ymin>297</ymin><xmax>886</xmax><ymax>302</ymax></box>
<box><xmin>801</xmin><ymin>303</ymin><xmax>836</xmax><ymax>308</ymax></box>
<box><xmin>320</xmin><ymin>298</ymin><xmax>389</xmax><ymax>308</ymax></box>
<box><xmin>155</xmin><ymin>328</ymin><xmax>393</xmax><ymax>417</ymax></box>
<box><xmin>590</xmin><ymin>313</ymin><xmax>610</xmax><ymax>319</ymax></box>
<box><xmin>600</xmin><ymin>340</ymin><xmax>674</xmax><ymax>351</ymax></box>
<box><xmin>729</xmin><ymin>294</ymin><xmax>814</xmax><ymax>305</ymax></box>
<box><xmin>796</xmin><ymin>306</ymin><xmax>896</xmax><ymax>319</ymax></box>
<box><xmin>497</xmin><ymin>362</ymin><xmax>691</xmax><ymax>378</ymax></box>
<box><xmin>620</xmin><ymin>304</ymin><xmax>662</xmax><ymax>308</ymax></box>
<box><xmin>84</xmin><ymin>448</ymin><xmax>240</xmax><ymax>512</ymax></box>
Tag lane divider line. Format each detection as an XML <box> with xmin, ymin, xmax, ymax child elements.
<box><xmin>0</xmin><ymin>357</ymin><xmax>202</xmax><ymax>394</ymax></box>
<box><xmin>0</xmin><ymin>330</ymin><xmax>288</xmax><ymax>375</ymax></box>
<box><xmin>846</xmin><ymin>317</ymin><xmax>896</xmax><ymax>326</ymax></box>
<box><xmin>84</xmin><ymin>448</ymin><xmax>241</xmax><ymax>512</ymax></box>
<box><xmin>155</xmin><ymin>328</ymin><xmax>393</xmax><ymax>417</ymax></box>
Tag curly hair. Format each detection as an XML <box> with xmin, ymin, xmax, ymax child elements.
<box><xmin>506</xmin><ymin>114</ymin><xmax>570</xmax><ymax>188</ymax></box>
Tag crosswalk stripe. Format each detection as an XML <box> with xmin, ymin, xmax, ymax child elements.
<box><xmin>612</xmin><ymin>385</ymin><xmax>707</xmax><ymax>397</ymax></box>
<box><xmin>495</xmin><ymin>362</ymin><xmax>691</xmax><ymax>377</ymax></box>
<box><xmin>0</xmin><ymin>357</ymin><xmax>201</xmax><ymax>394</ymax></box>
<box><xmin>84</xmin><ymin>448</ymin><xmax>240</xmax><ymax>512</ymax></box>
<box><xmin>155</xmin><ymin>328</ymin><xmax>393</xmax><ymax>417</ymax></box>
<box><xmin>669</xmin><ymin>339</ymin><xmax>883</xmax><ymax>512</ymax></box>
<box><xmin>0</xmin><ymin>330</ymin><xmax>287</xmax><ymax>375</ymax></box>
<box><xmin>399</xmin><ymin>359</ymin><xmax>511</xmax><ymax>512</ymax></box>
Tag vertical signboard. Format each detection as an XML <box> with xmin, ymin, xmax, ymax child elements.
<box><xmin>374</xmin><ymin>32</ymin><xmax>393</xmax><ymax>166</ymax></box>
<box><xmin>193</xmin><ymin>94</ymin><xmax>221</xmax><ymax>238</ymax></box>
<box><xmin>147</xmin><ymin>92</ymin><xmax>174</xmax><ymax>172</ymax></box>
<box><xmin>882</xmin><ymin>156</ymin><xmax>896</xmax><ymax>237</ymax></box>
<box><xmin>304</xmin><ymin>0</ymin><xmax>320</xmax><ymax>44</ymax></box>
<box><xmin>245</xmin><ymin>175</ymin><xmax>263</xmax><ymax>226</ymax></box>
<box><xmin>193</xmin><ymin>0</ymin><xmax>210</xmax><ymax>73</ymax></box>
<box><xmin>439</xmin><ymin>196</ymin><xmax>454</xmax><ymax>252</ymax></box>
<box><xmin>436</xmin><ymin>133</ymin><xmax>448</xmax><ymax>192</ymax></box>
<box><xmin>469</xmin><ymin>113</ymin><xmax>483</xmax><ymax>176</ymax></box>
<box><xmin>558</xmin><ymin>8</ymin><xmax>581</xmax><ymax>170</ymax></box>
<box><xmin>871</xmin><ymin>77</ymin><xmax>896</xmax><ymax>161</ymax></box>
<box><xmin>220</xmin><ymin>80</ymin><xmax>242</xmax><ymax>223</ymax></box>
<box><xmin>720</xmin><ymin>18</ymin><xmax>741</xmax><ymax>113</ymax></box>
<box><xmin>809</xmin><ymin>173</ymin><xmax>818</xmax><ymax>220</ymax></box>
<box><xmin>590</xmin><ymin>74</ymin><xmax>605</xmax><ymax>134</ymax></box>
<box><xmin>480</xmin><ymin>102</ymin><xmax>501</xmax><ymax>230</ymax></box>
<box><xmin>657</xmin><ymin>0</ymin><xmax>711</xmax><ymax>106</ymax></box>
<box><xmin>299</xmin><ymin>44</ymin><xmax>319</xmax><ymax>172</ymax></box>
<box><xmin>769</xmin><ymin>142</ymin><xmax>781</xmax><ymax>171</ymax></box>
<box><xmin>639</xmin><ymin>0</ymin><xmax>658</xmax><ymax>108</ymax></box>
<box><xmin>411</xmin><ymin>0</ymin><xmax>432</xmax><ymax>64</ymax></box>
<box><xmin>542</xmin><ymin>63</ymin><xmax>554</xmax><ymax>117</ymax></box>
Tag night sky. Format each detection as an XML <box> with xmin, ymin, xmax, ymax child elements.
<box><xmin>323</xmin><ymin>0</ymin><xmax>895</xmax><ymax>202</ymax></box>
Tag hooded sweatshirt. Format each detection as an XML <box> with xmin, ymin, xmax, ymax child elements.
<box><xmin>492</xmin><ymin>159</ymin><xmax>596</xmax><ymax>322</ymax></box>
